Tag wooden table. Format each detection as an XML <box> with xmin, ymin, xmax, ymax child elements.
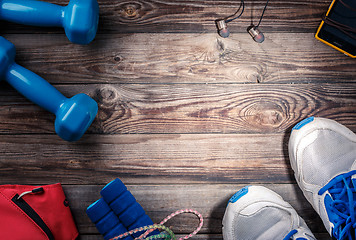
<box><xmin>1</xmin><ymin>0</ymin><xmax>356</xmax><ymax>239</ymax></box>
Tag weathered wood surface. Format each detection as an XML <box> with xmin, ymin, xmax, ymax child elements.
<box><xmin>0</xmin><ymin>134</ymin><xmax>290</xmax><ymax>185</ymax></box>
<box><xmin>63</xmin><ymin>184</ymin><xmax>327</xmax><ymax>235</ymax></box>
<box><xmin>3</xmin><ymin>33</ymin><xmax>356</xmax><ymax>84</ymax></box>
<box><xmin>0</xmin><ymin>84</ymin><xmax>356</xmax><ymax>134</ymax></box>
<box><xmin>1</xmin><ymin>0</ymin><xmax>354</xmax><ymax>239</ymax></box>
<box><xmin>1</xmin><ymin>83</ymin><xmax>355</xmax><ymax>134</ymax></box>
<box><xmin>0</xmin><ymin>0</ymin><xmax>330</xmax><ymax>34</ymax></box>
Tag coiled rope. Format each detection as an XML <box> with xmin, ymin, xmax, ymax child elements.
<box><xmin>110</xmin><ymin>209</ymin><xmax>203</xmax><ymax>240</ymax></box>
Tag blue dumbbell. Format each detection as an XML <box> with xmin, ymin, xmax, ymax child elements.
<box><xmin>0</xmin><ymin>36</ymin><xmax>98</xmax><ymax>141</ymax></box>
<box><xmin>101</xmin><ymin>179</ymin><xmax>160</xmax><ymax>238</ymax></box>
<box><xmin>87</xmin><ymin>198</ymin><xmax>133</xmax><ymax>240</ymax></box>
<box><xmin>0</xmin><ymin>0</ymin><xmax>99</xmax><ymax>44</ymax></box>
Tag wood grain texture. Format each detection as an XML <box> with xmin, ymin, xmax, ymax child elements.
<box><xmin>1</xmin><ymin>0</ymin><xmax>355</xmax><ymax>239</ymax></box>
<box><xmin>0</xmin><ymin>134</ymin><xmax>290</xmax><ymax>185</ymax></box>
<box><xmin>0</xmin><ymin>0</ymin><xmax>330</xmax><ymax>34</ymax></box>
<box><xmin>63</xmin><ymin>184</ymin><xmax>329</xmax><ymax>237</ymax></box>
<box><xmin>0</xmin><ymin>83</ymin><xmax>355</xmax><ymax>134</ymax></box>
<box><xmin>3</xmin><ymin>33</ymin><xmax>356</xmax><ymax>84</ymax></box>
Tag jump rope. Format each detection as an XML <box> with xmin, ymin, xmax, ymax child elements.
<box><xmin>110</xmin><ymin>209</ymin><xmax>204</xmax><ymax>240</ymax></box>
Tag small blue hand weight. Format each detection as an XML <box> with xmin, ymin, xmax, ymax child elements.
<box><xmin>87</xmin><ymin>198</ymin><xmax>133</xmax><ymax>240</ymax></box>
<box><xmin>101</xmin><ymin>179</ymin><xmax>159</xmax><ymax>238</ymax></box>
<box><xmin>0</xmin><ymin>0</ymin><xmax>99</xmax><ymax>44</ymax></box>
<box><xmin>0</xmin><ymin>36</ymin><xmax>98</xmax><ymax>141</ymax></box>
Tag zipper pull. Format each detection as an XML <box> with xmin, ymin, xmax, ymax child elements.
<box><xmin>17</xmin><ymin>187</ymin><xmax>44</xmax><ymax>200</ymax></box>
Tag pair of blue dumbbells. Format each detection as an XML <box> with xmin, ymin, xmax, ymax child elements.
<box><xmin>0</xmin><ymin>0</ymin><xmax>99</xmax><ymax>141</ymax></box>
<box><xmin>87</xmin><ymin>179</ymin><xmax>159</xmax><ymax>240</ymax></box>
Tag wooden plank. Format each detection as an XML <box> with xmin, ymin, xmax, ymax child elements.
<box><xmin>0</xmin><ymin>0</ymin><xmax>330</xmax><ymax>34</ymax></box>
<box><xmin>0</xmin><ymin>134</ymin><xmax>290</xmax><ymax>185</ymax></box>
<box><xmin>3</xmin><ymin>33</ymin><xmax>356</xmax><ymax>84</ymax></box>
<box><xmin>0</xmin><ymin>83</ymin><xmax>355</xmax><ymax>134</ymax></box>
<box><xmin>61</xmin><ymin>184</ymin><xmax>329</xmax><ymax>236</ymax></box>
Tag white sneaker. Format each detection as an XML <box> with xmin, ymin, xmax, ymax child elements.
<box><xmin>289</xmin><ymin>117</ymin><xmax>356</xmax><ymax>239</ymax></box>
<box><xmin>222</xmin><ymin>186</ymin><xmax>316</xmax><ymax>240</ymax></box>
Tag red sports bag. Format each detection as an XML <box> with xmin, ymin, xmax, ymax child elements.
<box><xmin>0</xmin><ymin>183</ymin><xmax>79</xmax><ymax>240</ymax></box>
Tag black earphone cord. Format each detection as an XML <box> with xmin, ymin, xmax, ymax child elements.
<box><xmin>225</xmin><ymin>0</ymin><xmax>245</xmax><ymax>23</ymax></box>
<box><xmin>225</xmin><ymin>0</ymin><xmax>269</xmax><ymax>27</ymax></box>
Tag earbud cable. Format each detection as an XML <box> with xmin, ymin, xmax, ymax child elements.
<box><xmin>256</xmin><ymin>0</ymin><xmax>270</xmax><ymax>27</ymax></box>
<box><xmin>339</xmin><ymin>0</ymin><xmax>356</xmax><ymax>12</ymax></box>
<box><xmin>224</xmin><ymin>0</ymin><xmax>269</xmax><ymax>27</ymax></box>
<box><xmin>225</xmin><ymin>0</ymin><xmax>245</xmax><ymax>23</ymax></box>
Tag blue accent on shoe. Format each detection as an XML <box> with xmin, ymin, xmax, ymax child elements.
<box><xmin>283</xmin><ymin>229</ymin><xmax>298</xmax><ymax>240</ymax></box>
<box><xmin>292</xmin><ymin>117</ymin><xmax>315</xmax><ymax>130</ymax></box>
<box><xmin>296</xmin><ymin>238</ymin><xmax>308</xmax><ymax>240</ymax></box>
<box><xmin>319</xmin><ymin>170</ymin><xmax>356</xmax><ymax>240</ymax></box>
<box><xmin>229</xmin><ymin>186</ymin><xmax>250</xmax><ymax>204</ymax></box>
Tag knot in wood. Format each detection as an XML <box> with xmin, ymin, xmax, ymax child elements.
<box><xmin>114</xmin><ymin>55</ymin><xmax>123</xmax><ymax>63</ymax></box>
<box><xmin>119</xmin><ymin>2</ymin><xmax>142</xmax><ymax>19</ymax></box>
<box><xmin>125</xmin><ymin>6</ymin><xmax>137</xmax><ymax>17</ymax></box>
<box><xmin>96</xmin><ymin>86</ymin><xmax>120</xmax><ymax>104</ymax></box>
<box><xmin>92</xmin><ymin>87</ymin><xmax>127</xmax><ymax>124</ymax></box>
<box><xmin>244</xmin><ymin>101</ymin><xmax>284</xmax><ymax>130</ymax></box>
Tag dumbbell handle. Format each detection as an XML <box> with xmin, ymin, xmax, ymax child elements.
<box><xmin>0</xmin><ymin>0</ymin><xmax>63</xmax><ymax>27</ymax></box>
<box><xmin>6</xmin><ymin>63</ymin><xmax>66</xmax><ymax>114</ymax></box>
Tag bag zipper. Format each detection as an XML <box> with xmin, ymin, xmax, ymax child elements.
<box><xmin>12</xmin><ymin>193</ymin><xmax>54</xmax><ymax>240</ymax></box>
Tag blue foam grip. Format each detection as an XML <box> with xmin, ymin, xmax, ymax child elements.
<box><xmin>104</xmin><ymin>224</ymin><xmax>133</xmax><ymax>240</ymax></box>
<box><xmin>96</xmin><ymin>211</ymin><xmax>121</xmax><ymax>235</ymax></box>
<box><xmin>118</xmin><ymin>202</ymin><xmax>146</xmax><ymax>227</ymax></box>
<box><xmin>101</xmin><ymin>178</ymin><xmax>127</xmax><ymax>204</ymax></box>
<box><xmin>109</xmin><ymin>191</ymin><xmax>136</xmax><ymax>215</ymax></box>
<box><xmin>0</xmin><ymin>0</ymin><xmax>99</xmax><ymax>44</ymax></box>
<box><xmin>101</xmin><ymin>178</ymin><xmax>160</xmax><ymax>237</ymax></box>
<box><xmin>86</xmin><ymin>198</ymin><xmax>111</xmax><ymax>223</ymax></box>
<box><xmin>86</xmin><ymin>198</ymin><xmax>133</xmax><ymax>240</ymax></box>
<box><xmin>128</xmin><ymin>214</ymin><xmax>156</xmax><ymax>238</ymax></box>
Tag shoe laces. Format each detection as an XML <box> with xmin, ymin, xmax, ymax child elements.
<box><xmin>319</xmin><ymin>170</ymin><xmax>356</xmax><ymax>240</ymax></box>
<box><xmin>283</xmin><ymin>229</ymin><xmax>308</xmax><ymax>240</ymax></box>
<box><xmin>283</xmin><ymin>229</ymin><xmax>298</xmax><ymax>240</ymax></box>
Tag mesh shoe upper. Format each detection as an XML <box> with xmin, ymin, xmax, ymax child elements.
<box><xmin>222</xmin><ymin>186</ymin><xmax>316</xmax><ymax>240</ymax></box>
<box><xmin>289</xmin><ymin>117</ymin><xmax>356</xmax><ymax>239</ymax></box>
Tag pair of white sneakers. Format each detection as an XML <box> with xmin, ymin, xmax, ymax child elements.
<box><xmin>222</xmin><ymin>117</ymin><xmax>356</xmax><ymax>240</ymax></box>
